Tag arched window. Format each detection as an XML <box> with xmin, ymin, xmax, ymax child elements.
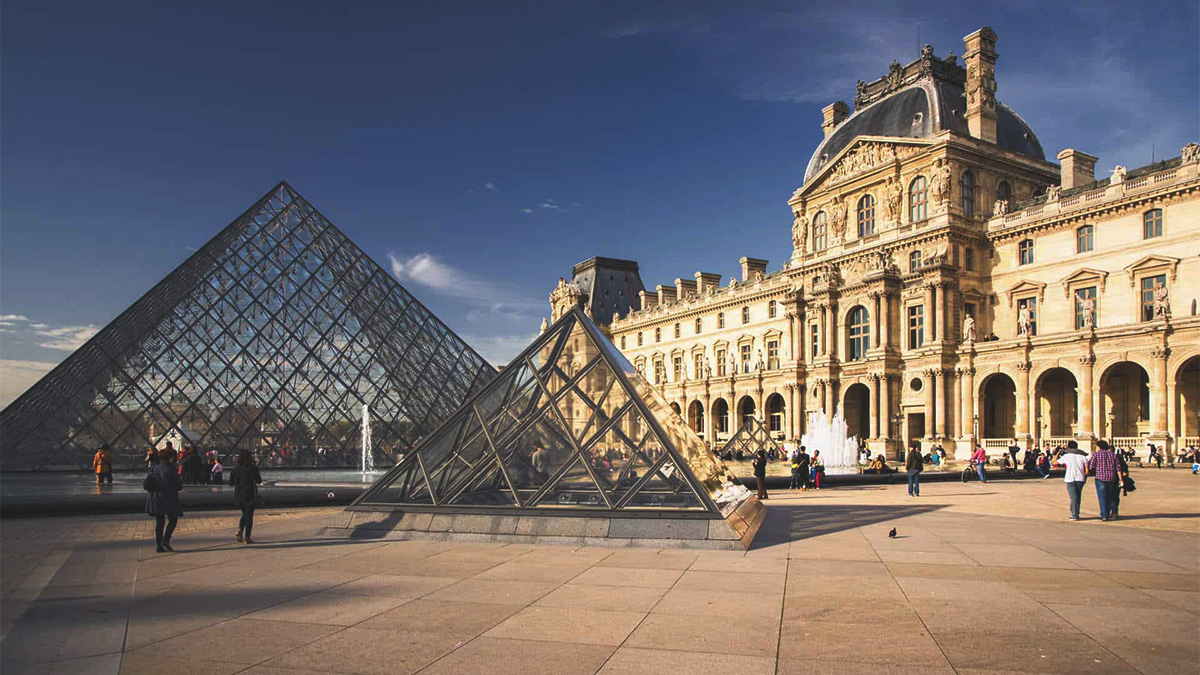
<box><xmin>848</xmin><ymin>306</ymin><xmax>871</xmax><ymax>361</ymax></box>
<box><xmin>996</xmin><ymin>180</ymin><xmax>1011</xmax><ymax>205</ymax></box>
<box><xmin>909</xmin><ymin>176</ymin><xmax>928</xmax><ymax>222</ymax></box>
<box><xmin>768</xmin><ymin>300</ymin><xmax>778</xmax><ymax>318</ymax></box>
<box><xmin>741</xmin><ymin>306</ymin><xmax>750</xmax><ymax>324</ymax></box>
<box><xmin>673</xmin><ymin>322</ymin><xmax>680</xmax><ymax>339</ymax></box>
<box><xmin>857</xmin><ymin>195</ymin><xmax>875</xmax><ymax>238</ymax></box>
<box><xmin>909</xmin><ymin>250</ymin><xmax>922</xmax><ymax>272</ymax></box>
<box><xmin>1143</xmin><ymin>209</ymin><xmax>1163</xmax><ymax>238</ymax></box>
<box><xmin>717</xmin><ymin>312</ymin><xmax>725</xmax><ymax>329</ymax></box>
<box><xmin>694</xmin><ymin>317</ymin><xmax>702</xmax><ymax>334</ymax></box>
<box><xmin>1076</xmin><ymin>225</ymin><xmax>1094</xmax><ymax>253</ymax></box>
<box><xmin>812</xmin><ymin>211</ymin><xmax>828</xmax><ymax>250</ymax></box>
<box><xmin>654</xmin><ymin>327</ymin><xmax>661</xmax><ymax>342</ymax></box>
<box><xmin>961</xmin><ymin>170</ymin><xmax>975</xmax><ymax>218</ymax></box>
<box><xmin>1018</xmin><ymin>239</ymin><xmax>1034</xmax><ymax>265</ymax></box>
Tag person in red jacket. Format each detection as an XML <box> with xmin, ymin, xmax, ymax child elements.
<box><xmin>970</xmin><ymin>445</ymin><xmax>988</xmax><ymax>483</ymax></box>
<box><xmin>92</xmin><ymin>445</ymin><xmax>113</xmax><ymax>484</ymax></box>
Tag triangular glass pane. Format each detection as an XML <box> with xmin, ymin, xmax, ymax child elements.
<box><xmin>534</xmin><ymin>455</ymin><xmax>606</xmax><ymax>508</ymax></box>
<box><xmin>448</xmin><ymin>456</ymin><xmax>518</xmax><ymax>506</ymax></box>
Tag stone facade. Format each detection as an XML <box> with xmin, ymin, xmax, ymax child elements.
<box><xmin>546</xmin><ymin>28</ymin><xmax>1200</xmax><ymax>460</ymax></box>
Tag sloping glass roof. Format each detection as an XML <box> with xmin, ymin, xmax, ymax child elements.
<box><xmin>717</xmin><ymin>416</ymin><xmax>784</xmax><ymax>462</ymax></box>
<box><xmin>355</xmin><ymin>307</ymin><xmax>750</xmax><ymax>516</ymax></box>
<box><xmin>0</xmin><ymin>182</ymin><xmax>495</xmax><ymax>471</ymax></box>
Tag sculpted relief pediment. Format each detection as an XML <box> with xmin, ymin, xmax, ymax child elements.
<box><xmin>794</xmin><ymin>138</ymin><xmax>927</xmax><ymax>202</ymax></box>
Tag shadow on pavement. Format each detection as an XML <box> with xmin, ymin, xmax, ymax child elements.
<box><xmin>749</xmin><ymin>503</ymin><xmax>946</xmax><ymax>550</ymax></box>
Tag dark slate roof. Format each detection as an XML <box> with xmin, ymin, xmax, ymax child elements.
<box><xmin>571</xmin><ymin>257</ymin><xmax>645</xmax><ymax>324</ymax></box>
<box><xmin>803</xmin><ymin>80</ymin><xmax>1044</xmax><ymax>185</ymax></box>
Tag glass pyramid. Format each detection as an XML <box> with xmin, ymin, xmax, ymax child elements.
<box><xmin>0</xmin><ymin>182</ymin><xmax>495</xmax><ymax>471</ymax></box>
<box><xmin>356</xmin><ymin>306</ymin><xmax>751</xmax><ymax>516</ymax></box>
<box><xmin>717</xmin><ymin>416</ymin><xmax>784</xmax><ymax>462</ymax></box>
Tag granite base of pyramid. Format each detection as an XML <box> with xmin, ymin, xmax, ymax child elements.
<box><xmin>324</xmin><ymin>496</ymin><xmax>765</xmax><ymax>550</ymax></box>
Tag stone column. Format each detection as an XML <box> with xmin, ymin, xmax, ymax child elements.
<box><xmin>880</xmin><ymin>292</ymin><xmax>891</xmax><ymax>351</ymax></box>
<box><xmin>871</xmin><ymin>293</ymin><xmax>882</xmax><ymax>348</ymax></box>
<box><xmin>879</xmin><ymin>375</ymin><xmax>891</xmax><ymax>439</ymax></box>
<box><xmin>1078</xmin><ymin>355</ymin><xmax>1094</xmax><ymax>438</ymax></box>
<box><xmin>937</xmin><ymin>368</ymin><xmax>950</xmax><ymax>438</ymax></box>
<box><xmin>962</xmin><ymin>367</ymin><xmax>976</xmax><ymax>459</ymax></box>
<box><xmin>869</xmin><ymin>375</ymin><xmax>880</xmax><ymax>439</ymax></box>
<box><xmin>828</xmin><ymin>305</ymin><xmax>839</xmax><ymax>359</ymax></box>
<box><xmin>941</xmin><ymin>283</ymin><xmax>951</xmax><ymax>344</ymax></box>
<box><xmin>1016</xmin><ymin>361</ymin><xmax>1031</xmax><ymax>438</ymax></box>
<box><xmin>703</xmin><ymin>396</ymin><xmax>713</xmax><ymax>444</ymax></box>
<box><xmin>926</xmin><ymin>284</ymin><xmax>937</xmax><ymax>342</ymax></box>
<box><xmin>955</xmin><ymin>369</ymin><xmax>965</xmax><ymax>437</ymax></box>
<box><xmin>1152</xmin><ymin>346</ymin><xmax>1169</xmax><ymax>434</ymax></box>
<box><xmin>819</xmin><ymin>306</ymin><xmax>827</xmax><ymax>357</ymax></box>
<box><xmin>924</xmin><ymin>368</ymin><xmax>936</xmax><ymax>438</ymax></box>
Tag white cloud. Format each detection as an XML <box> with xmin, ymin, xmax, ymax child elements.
<box><xmin>0</xmin><ymin>314</ymin><xmax>29</xmax><ymax>322</ymax></box>
<box><xmin>30</xmin><ymin>323</ymin><xmax>48</xmax><ymax>329</ymax></box>
<box><xmin>485</xmin><ymin>182</ymin><xmax>498</xmax><ymax>192</ymax></box>
<box><xmin>34</xmin><ymin>324</ymin><xmax>100</xmax><ymax>351</ymax></box>
<box><xmin>459</xmin><ymin>332</ymin><xmax>539</xmax><ymax>366</ymax></box>
<box><xmin>388</xmin><ymin>252</ymin><xmax>542</xmax><ymax>312</ymax></box>
<box><xmin>0</xmin><ymin>359</ymin><xmax>58</xmax><ymax>408</ymax></box>
<box><xmin>522</xmin><ymin>208</ymin><xmax>534</xmax><ymax>213</ymax></box>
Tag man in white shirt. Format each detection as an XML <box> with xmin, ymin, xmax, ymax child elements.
<box><xmin>1057</xmin><ymin>440</ymin><xmax>1089</xmax><ymax>521</ymax></box>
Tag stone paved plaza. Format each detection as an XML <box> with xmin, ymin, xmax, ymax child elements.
<box><xmin>1</xmin><ymin>470</ymin><xmax>1197</xmax><ymax>675</ymax></box>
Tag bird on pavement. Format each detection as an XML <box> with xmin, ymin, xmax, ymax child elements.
<box><xmin>888</xmin><ymin>528</ymin><xmax>897</xmax><ymax>538</ymax></box>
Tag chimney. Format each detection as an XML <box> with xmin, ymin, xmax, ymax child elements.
<box><xmin>1056</xmin><ymin>149</ymin><xmax>1098</xmax><ymax>190</ymax></box>
<box><xmin>639</xmin><ymin>290</ymin><xmax>658</xmax><ymax>309</ymax></box>
<box><xmin>821</xmin><ymin>101</ymin><xmax>850</xmax><ymax>137</ymax></box>
<box><xmin>962</xmin><ymin>27</ymin><xmax>998</xmax><ymax>144</ymax></box>
<box><xmin>740</xmin><ymin>257</ymin><xmax>768</xmax><ymax>282</ymax></box>
<box><xmin>674</xmin><ymin>278</ymin><xmax>697</xmax><ymax>299</ymax></box>
<box><xmin>695</xmin><ymin>271</ymin><xmax>722</xmax><ymax>293</ymax></box>
<box><xmin>656</xmin><ymin>284</ymin><xmax>677</xmax><ymax>305</ymax></box>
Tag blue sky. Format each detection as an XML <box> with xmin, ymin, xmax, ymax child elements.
<box><xmin>1</xmin><ymin>0</ymin><xmax>1196</xmax><ymax>405</ymax></box>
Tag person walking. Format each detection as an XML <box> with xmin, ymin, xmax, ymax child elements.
<box><xmin>789</xmin><ymin>446</ymin><xmax>803</xmax><ymax>490</ymax></box>
<box><xmin>810</xmin><ymin>450</ymin><xmax>824</xmax><ymax>489</ymax></box>
<box><xmin>145</xmin><ymin>447</ymin><xmax>183</xmax><ymax>552</ymax></box>
<box><xmin>1057</xmin><ymin>441</ymin><xmax>1088</xmax><ymax>521</ymax></box>
<box><xmin>752</xmin><ymin>449</ymin><xmax>768</xmax><ymax>500</ymax></box>
<box><xmin>210</xmin><ymin>455</ymin><xmax>224</xmax><ymax>484</ymax></box>
<box><xmin>795</xmin><ymin>446</ymin><xmax>811</xmax><ymax>492</ymax></box>
<box><xmin>906</xmin><ymin>445</ymin><xmax>924</xmax><ymax>497</ymax></box>
<box><xmin>92</xmin><ymin>444</ymin><xmax>113</xmax><ymax>484</ymax></box>
<box><xmin>1087</xmin><ymin>440</ymin><xmax>1121</xmax><ymax>521</ymax></box>
<box><xmin>971</xmin><ymin>445</ymin><xmax>988</xmax><ymax>483</ymax></box>
<box><xmin>231</xmin><ymin>449</ymin><xmax>262</xmax><ymax>543</ymax></box>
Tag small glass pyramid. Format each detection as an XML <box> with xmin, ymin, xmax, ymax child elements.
<box><xmin>717</xmin><ymin>416</ymin><xmax>785</xmax><ymax>462</ymax></box>
<box><xmin>356</xmin><ymin>306</ymin><xmax>752</xmax><ymax>516</ymax></box>
<box><xmin>0</xmin><ymin>182</ymin><xmax>495</xmax><ymax>471</ymax></box>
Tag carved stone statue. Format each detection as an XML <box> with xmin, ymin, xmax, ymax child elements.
<box><xmin>885</xmin><ymin>177</ymin><xmax>902</xmax><ymax>222</ymax></box>
<box><xmin>963</xmin><ymin>315</ymin><xmax>977</xmax><ymax>342</ymax></box>
<box><xmin>756</xmin><ymin>349</ymin><xmax>764</xmax><ymax>371</ymax></box>
<box><xmin>1154</xmin><ymin>282</ymin><xmax>1170</xmax><ymax>318</ymax></box>
<box><xmin>1183</xmin><ymin>142</ymin><xmax>1200</xmax><ymax>164</ymax></box>
<box><xmin>828</xmin><ymin>198</ymin><xmax>846</xmax><ymax>241</ymax></box>
<box><xmin>1080</xmin><ymin>297</ymin><xmax>1095</xmax><ymax>329</ymax></box>
<box><xmin>920</xmin><ymin>44</ymin><xmax>934</xmax><ymax>59</ymax></box>
<box><xmin>540</xmin><ymin>317</ymin><xmax>549</xmax><ymax>334</ymax></box>
<box><xmin>1111</xmin><ymin>165</ymin><xmax>1127</xmax><ymax>184</ymax></box>
<box><xmin>791</xmin><ymin>211</ymin><xmax>808</xmax><ymax>254</ymax></box>
<box><xmin>1045</xmin><ymin>185</ymin><xmax>1061</xmax><ymax>202</ymax></box>
<box><xmin>993</xmin><ymin>198</ymin><xmax>1009</xmax><ymax>216</ymax></box>
<box><xmin>1016</xmin><ymin>306</ymin><xmax>1032</xmax><ymax>336</ymax></box>
<box><xmin>931</xmin><ymin>159</ymin><xmax>952</xmax><ymax>205</ymax></box>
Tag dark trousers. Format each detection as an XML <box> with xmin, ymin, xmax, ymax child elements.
<box><xmin>239</xmin><ymin>505</ymin><xmax>256</xmax><ymax>538</ymax></box>
<box><xmin>154</xmin><ymin>514</ymin><xmax>178</xmax><ymax>546</ymax></box>
<box><xmin>755</xmin><ymin>476</ymin><xmax>768</xmax><ymax>499</ymax></box>
<box><xmin>1111</xmin><ymin>481</ymin><xmax>1121</xmax><ymax>517</ymax></box>
<box><xmin>789</xmin><ymin>470</ymin><xmax>802</xmax><ymax>489</ymax></box>
<box><xmin>1065</xmin><ymin>481</ymin><xmax>1084</xmax><ymax>519</ymax></box>
<box><xmin>96</xmin><ymin>472</ymin><xmax>112</xmax><ymax>484</ymax></box>
<box><xmin>906</xmin><ymin>470</ymin><xmax>921</xmax><ymax>496</ymax></box>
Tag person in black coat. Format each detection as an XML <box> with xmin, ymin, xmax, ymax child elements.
<box><xmin>230</xmin><ymin>449</ymin><xmax>262</xmax><ymax>544</ymax></box>
<box><xmin>752</xmin><ymin>449</ymin><xmax>768</xmax><ymax>500</ymax></box>
<box><xmin>145</xmin><ymin>447</ymin><xmax>184</xmax><ymax>552</ymax></box>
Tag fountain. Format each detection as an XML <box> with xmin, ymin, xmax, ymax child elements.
<box><xmin>360</xmin><ymin>403</ymin><xmax>373</xmax><ymax>474</ymax></box>
<box><xmin>800</xmin><ymin>406</ymin><xmax>859</xmax><ymax>468</ymax></box>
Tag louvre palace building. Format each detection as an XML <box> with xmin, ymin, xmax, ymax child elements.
<box><xmin>547</xmin><ymin>27</ymin><xmax>1200</xmax><ymax>460</ymax></box>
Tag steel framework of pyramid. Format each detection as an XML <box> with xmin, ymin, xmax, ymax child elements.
<box><xmin>718</xmin><ymin>416</ymin><xmax>785</xmax><ymax>462</ymax></box>
<box><xmin>342</xmin><ymin>306</ymin><xmax>765</xmax><ymax>549</ymax></box>
<box><xmin>0</xmin><ymin>182</ymin><xmax>495</xmax><ymax>471</ymax></box>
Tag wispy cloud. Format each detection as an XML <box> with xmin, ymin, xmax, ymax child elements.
<box><xmin>388</xmin><ymin>252</ymin><xmax>542</xmax><ymax>312</ymax></box>
<box><xmin>35</xmin><ymin>324</ymin><xmax>100</xmax><ymax>351</ymax></box>
<box><xmin>0</xmin><ymin>359</ymin><xmax>59</xmax><ymax>407</ymax></box>
<box><xmin>458</xmin><ymin>332</ymin><xmax>539</xmax><ymax>367</ymax></box>
<box><xmin>0</xmin><ymin>314</ymin><xmax>30</xmax><ymax>323</ymax></box>
<box><xmin>522</xmin><ymin>208</ymin><xmax>534</xmax><ymax>214</ymax></box>
<box><xmin>485</xmin><ymin>182</ymin><xmax>498</xmax><ymax>192</ymax></box>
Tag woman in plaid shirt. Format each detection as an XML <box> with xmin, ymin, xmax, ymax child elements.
<box><xmin>1087</xmin><ymin>440</ymin><xmax>1121</xmax><ymax>521</ymax></box>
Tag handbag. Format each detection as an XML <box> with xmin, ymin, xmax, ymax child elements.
<box><xmin>142</xmin><ymin>473</ymin><xmax>156</xmax><ymax>491</ymax></box>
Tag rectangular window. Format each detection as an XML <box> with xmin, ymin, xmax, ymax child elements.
<box><xmin>1018</xmin><ymin>239</ymin><xmax>1034</xmax><ymax>265</ymax></box>
<box><xmin>672</xmin><ymin>356</ymin><xmax>682</xmax><ymax>381</ymax></box>
<box><xmin>717</xmin><ymin>313</ymin><xmax>725</xmax><ymax>329</ymax></box>
<box><xmin>674</xmin><ymin>323</ymin><xmax>680</xmax><ymax>339</ymax></box>
<box><xmin>767</xmin><ymin>340</ymin><xmax>779</xmax><ymax>369</ymax></box>
<box><xmin>694</xmin><ymin>353</ymin><xmax>704</xmax><ymax>379</ymax></box>
<box><xmin>1016</xmin><ymin>297</ymin><xmax>1038</xmax><ymax>336</ymax></box>
<box><xmin>654</xmin><ymin>361</ymin><xmax>664</xmax><ymax>384</ymax></box>
<box><xmin>740</xmin><ymin>344</ymin><xmax>752</xmax><ymax>373</ymax></box>
<box><xmin>1074</xmin><ymin>287</ymin><xmax>1097</xmax><ymax>329</ymax></box>
<box><xmin>1076</xmin><ymin>225</ymin><xmax>1094</xmax><ymax>253</ymax></box>
<box><xmin>908</xmin><ymin>305</ymin><xmax>924</xmax><ymax>349</ymax></box>
<box><xmin>965</xmin><ymin>247</ymin><xmax>975</xmax><ymax>271</ymax></box>
<box><xmin>964</xmin><ymin>302</ymin><xmax>976</xmax><ymax>319</ymax></box>
<box><xmin>741</xmin><ymin>306</ymin><xmax>750</xmax><ymax>324</ymax></box>
<box><xmin>1143</xmin><ymin>209</ymin><xmax>1163</xmax><ymax>239</ymax></box>
<box><xmin>620</xmin><ymin>336</ymin><xmax>626</xmax><ymax>349</ymax></box>
<box><xmin>716</xmin><ymin>349</ymin><xmax>726</xmax><ymax>377</ymax></box>
<box><xmin>1141</xmin><ymin>274</ymin><xmax>1167</xmax><ymax>321</ymax></box>
<box><xmin>694</xmin><ymin>317</ymin><xmax>702</xmax><ymax>334</ymax></box>
<box><xmin>810</xmin><ymin>323</ymin><xmax>819</xmax><ymax>359</ymax></box>
<box><xmin>637</xmin><ymin>332</ymin><xmax>643</xmax><ymax>346</ymax></box>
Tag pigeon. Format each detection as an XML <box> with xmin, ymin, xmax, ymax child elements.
<box><xmin>888</xmin><ymin>528</ymin><xmax>897</xmax><ymax>538</ymax></box>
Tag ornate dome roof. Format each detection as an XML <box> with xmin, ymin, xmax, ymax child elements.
<box><xmin>803</xmin><ymin>53</ymin><xmax>1044</xmax><ymax>185</ymax></box>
